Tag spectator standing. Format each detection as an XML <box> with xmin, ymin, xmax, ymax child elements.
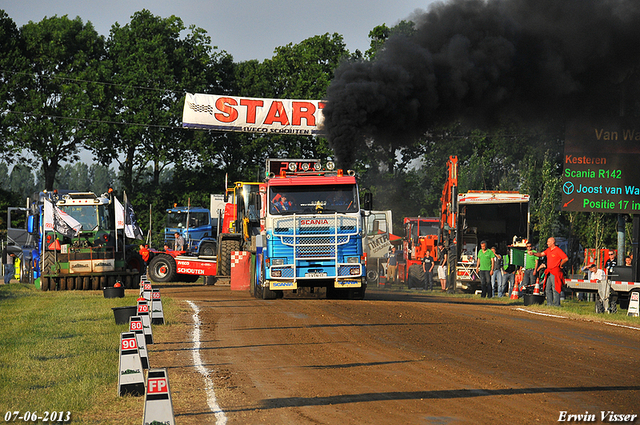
<box><xmin>437</xmin><ymin>243</ymin><xmax>448</xmax><ymax>291</ymax></box>
<box><xmin>522</xmin><ymin>242</ymin><xmax>538</xmax><ymax>290</ymax></box>
<box><xmin>422</xmin><ymin>250</ymin><xmax>435</xmax><ymax>290</ymax></box>
<box><xmin>491</xmin><ymin>246</ymin><xmax>503</xmax><ymax>296</ymax></box>
<box><xmin>476</xmin><ymin>241</ymin><xmax>495</xmax><ymax>298</ymax></box>
<box><xmin>531</xmin><ymin>237</ymin><xmax>568</xmax><ymax>306</ymax></box>
<box><xmin>139</xmin><ymin>244</ymin><xmax>150</xmax><ymax>264</ymax></box>
<box><xmin>2</xmin><ymin>244</ymin><xmax>16</xmax><ymax>284</ymax></box>
<box><xmin>503</xmin><ymin>263</ymin><xmax>517</xmax><ymax>296</ymax></box>
<box><xmin>604</xmin><ymin>250</ymin><xmax>617</xmax><ymax>277</ymax></box>
<box><xmin>386</xmin><ymin>246</ymin><xmax>398</xmax><ymax>284</ymax></box>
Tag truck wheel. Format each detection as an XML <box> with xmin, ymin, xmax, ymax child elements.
<box><xmin>200</xmin><ymin>242</ymin><xmax>216</xmax><ymax>257</ymax></box>
<box><xmin>126</xmin><ymin>251</ymin><xmax>146</xmax><ymax>276</ymax></box>
<box><xmin>82</xmin><ymin>277</ymin><xmax>90</xmax><ymax>290</ymax></box>
<box><xmin>595</xmin><ymin>293</ymin><xmax>605</xmax><ymax>314</ymax></box>
<box><xmin>218</xmin><ymin>239</ymin><xmax>240</xmax><ymax>276</ymax></box>
<box><xmin>66</xmin><ymin>277</ymin><xmax>75</xmax><ymax>291</ymax></box>
<box><xmin>148</xmin><ymin>254</ymin><xmax>177</xmax><ymax>283</ymax></box>
<box><xmin>262</xmin><ymin>283</ymin><xmax>277</xmax><ymax>300</ymax></box>
<box><xmin>41</xmin><ymin>277</ymin><xmax>50</xmax><ymax>292</ymax></box>
<box><xmin>50</xmin><ymin>277</ymin><xmax>57</xmax><ymax>291</ymax></box>
<box><xmin>91</xmin><ymin>276</ymin><xmax>100</xmax><ymax>290</ymax></box>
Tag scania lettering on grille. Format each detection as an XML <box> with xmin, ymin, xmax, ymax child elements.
<box><xmin>300</xmin><ymin>219</ymin><xmax>329</xmax><ymax>225</ymax></box>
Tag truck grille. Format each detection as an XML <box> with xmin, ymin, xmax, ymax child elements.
<box><xmin>269</xmin><ymin>213</ymin><xmax>361</xmax><ymax>280</ymax></box>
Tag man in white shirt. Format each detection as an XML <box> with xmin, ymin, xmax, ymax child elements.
<box><xmin>583</xmin><ymin>263</ymin><xmax>605</xmax><ymax>281</ymax></box>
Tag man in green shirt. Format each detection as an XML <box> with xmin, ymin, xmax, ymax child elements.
<box><xmin>476</xmin><ymin>240</ymin><xmax>495</xmax><ymax>298</ymax></box>
<box><xmin>522</xmin><ymin>241</ymin><xmax>538</xmax><ymax>289</ymax></box>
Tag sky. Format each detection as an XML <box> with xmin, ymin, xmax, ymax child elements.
<box><xmin>1</xmin><ymin>0</ymin><xmax>435</xmax><ymax>62</ymax></box>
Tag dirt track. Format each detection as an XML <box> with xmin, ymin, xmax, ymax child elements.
<box><xmin>150</xmin><ymin>284</ymin><xmax>640</xmax><ymax>424</ymax></box>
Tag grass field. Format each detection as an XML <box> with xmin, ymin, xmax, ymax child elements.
<box><xmin>0</xmin><ymin>283</ymin><xmax>177</xmax><ymax>424</ymax></box>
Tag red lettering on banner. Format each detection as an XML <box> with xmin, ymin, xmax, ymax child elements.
<box><xmin>148</xmin><ymin>378</ymin><xmax>168</xmax><ymax>394</ymax></box>
<box><xmin>292</xmin><ymin>102</ymin><xmax>316</xmax><ymax>126</ymax></box>
<box><xmin>240</xmin><ymin>99</ymin><xmax>264</xmax><ymax>124</ymax></box>
<box><xmin>264</xmin><ymin>101</ymin><xmax>289</xmax><ymax>125</ymax></box>
<box><xmin>214</xmin><ymin>97</ymin><xmax>238</xmax><ymax>123</ymax></box>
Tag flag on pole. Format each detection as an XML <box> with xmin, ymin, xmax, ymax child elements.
<box><xmin>43</xmin><ymin>199</ymin><xmax>82</xmax><ymax>238</ymax></box>
<box><xmin>123</xmin><ymin>192</ymin><xmax>144</xmax><ymax>240</ymax></box>
<box><xmin>114</xmin><ymin>196</ymin><xmax>125</xmax><ymax>230</ymax></box>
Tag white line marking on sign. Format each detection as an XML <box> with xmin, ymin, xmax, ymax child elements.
<box><xmin>187</xmin><ymin>300</ymin><xmax>227</xmax><ymax>425</ymax></box>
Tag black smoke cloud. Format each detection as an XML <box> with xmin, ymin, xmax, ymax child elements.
<box><xmin>323</xmin><ymin>0</ymin><xmax>640</xmax><ymax>167</ymax></box>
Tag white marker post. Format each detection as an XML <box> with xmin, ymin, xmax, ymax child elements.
<box><xmin>117</xmin><ymin>332</ymin><xmax>145</xmax><ymax>396</ymax></box>
<box><xmin>151</xmin><ymin>288</ymin><xmax>165</xmax><ymax>325</ymax></box>
<box><xmin>142</xmin><ymin>368</ymin><xmax>175</xmax><ymax>425</ymax></box>
<box><xmin>137</xmin><ymin>300</ymin><xmax>154</xmax><ymax>345</ymax></box>
<box><xmin>129</xmin><ymin>316</ymin><xmax>149</xmax><ymax>369</ymax></box>
<box><xmin>142</xmin><ymin>282</ymin><xmax>152</xmax><ymax>301</ymax></box>
<box><xmin>628</xmin><ymin>291</ymin><xmax>639</xmax><ymax>317</ymax></box>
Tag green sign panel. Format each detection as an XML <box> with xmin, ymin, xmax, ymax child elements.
<box><xmin>562</xmin><ymin>120</ymin><xmax>640</xmax><ymax>214</ymax></box>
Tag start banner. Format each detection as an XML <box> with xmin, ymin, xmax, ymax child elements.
<box><xmin>182</xmin><ymin>93</ymin><xmax>325</xmax><ymax>135</ymax></box>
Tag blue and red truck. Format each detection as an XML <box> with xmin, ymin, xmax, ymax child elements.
<box><xmin>254</xmin><ymin>158</ymin><xmax>367</xmax><ymax>299</ymax></box>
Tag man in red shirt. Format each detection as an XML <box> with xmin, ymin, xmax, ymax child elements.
<box><xmin>529</xmin><ymin>237</ymin><xmax>568</xmax><ymax>306</ymax></box>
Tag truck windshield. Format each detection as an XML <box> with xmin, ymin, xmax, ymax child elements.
<box><xmin>59</xmin><ymin>205</ymin><xmax>109</xmax><ymax>231</ymax></box>
<box><xmin>166</xmin><ymin>211</ymin><xmax>210</xmax><ymax>228</ymax></box>
<box><xmin>269</xmin><ymin>184</ymin><xmax>358</xmax><ymax>215</ymax></box>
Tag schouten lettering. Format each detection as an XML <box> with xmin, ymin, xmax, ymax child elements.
<box><xmin>300</xmin><ymin>219</ymin><xmax>329</xmax><ymax>225</ymax></box>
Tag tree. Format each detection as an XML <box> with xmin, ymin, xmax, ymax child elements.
<box><xmin>0</xmin><ymin>11</ymin><xmax>26</xmax><ymax>158</ymax></box>
<box><xmin>55</xmin><ymin>162</ymin><xmax>90</xmax><ymax>191</ymax></box>
<box><xmin>365</xmin><ymin>21</ymin><xmax>416</xmax><ymax>60</ymax></box>
<box><xmin>9</xmin><ymin>164</ymin><xmax>35</xmax><ymax>199</ymax></box>
<box><xmin>92</xmin><ymin>10</ymin><xmax>233</xmax><ymax>193</ymax></box>
<box><xmin>9</xmin><ymin>15</ymin><xmax>105</xmax><ymax>190</ymax></box>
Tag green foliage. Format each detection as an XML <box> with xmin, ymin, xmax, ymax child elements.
<box><xmin>365</xmin><ymin>20</ymin><xmax>416</xmax><ymax>60</ymax></box>
<box><xmin>9</xmin><ymin>15</ymin><xmax>106</xmax><ymax>190</ymax></box>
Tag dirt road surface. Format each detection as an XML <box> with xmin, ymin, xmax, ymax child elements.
<box><xmin>150</xmin><ymin>284</ymin><xmax>640</xmax><ymax>425</ymax></box>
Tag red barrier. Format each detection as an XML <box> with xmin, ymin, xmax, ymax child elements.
<box><xmin>230</xmin><ymin>251</ymin><xmax>250</xmax><ymax>291</ymax></box>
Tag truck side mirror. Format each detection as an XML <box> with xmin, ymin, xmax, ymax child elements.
<box><xmin>27</xmin><ymin>215</ymin><xmax>39</xmax><ymax>235</ymax></box>
<box><xmin>363</xmin><ymin>193</ymin><xmax>373</xmax><ymax>210</ymax></box>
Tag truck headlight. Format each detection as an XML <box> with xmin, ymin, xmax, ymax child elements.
<box><xmin>272</xmin><ymin>258</ymin><xmax>285</xmax><ymax>266</ymax></box>
<box><xmin>346</xmin><ymin>257</ymin><xmax>359</xmax><ymax>263</ymax></box>
<box><xmin>272</xmin><ymin>270</ymin><xmax>282</xmax><ymax>277</ymax></box>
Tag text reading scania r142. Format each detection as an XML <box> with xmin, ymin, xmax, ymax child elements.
<box><xmin>254</xmin><ymin>159</ymin><xmax>367</xmax><ymax>299</ymax></box>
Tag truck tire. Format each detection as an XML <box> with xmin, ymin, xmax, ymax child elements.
<box><xmin>199</xmin><ymin>242</ymin><xmax>216</xmax><ymax>257</ymax></box>
<box><xmin>595</xmin><ymin>293</ymin><xmax>605</xmax><ymax>314</ymax></box>
<box><xmin>82</xmin><ymin>277</ymin><xmax>90</xmax><ymax>290</ymax></box>
<box><xmin>91</xmin><ymin>276</ymin><xmax>100</xmax><ymax>290</ymax></box>
<box><xmin>148</xmin><ymin>254</ymin><xmax>178</xmax><ymax>283</ymax></box>
<box><xmin>218</xmin><ymin>239</ymin><xmax>240</xmax><ymax>276</ymax></box>
<box><xmin>126</xmin><ymin>251</ymin><xmax>146</xmax><ymax>276</ymax></box>
<box><xmin>41</xmin><ymin>277</ymin><xmax>50</xmax><ymax>292</ymax></box>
